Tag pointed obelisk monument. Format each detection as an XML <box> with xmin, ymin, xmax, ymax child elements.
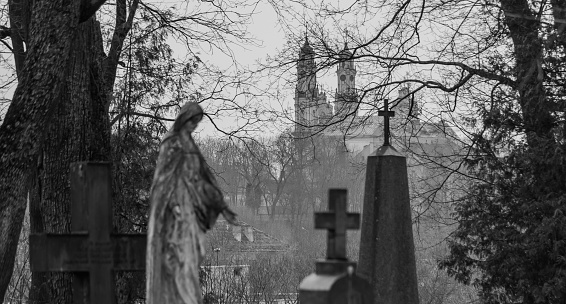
<box><xmin>358</xmin><ymin>99</ymin><xmax>420</xmax><ymax>304</ymax></box>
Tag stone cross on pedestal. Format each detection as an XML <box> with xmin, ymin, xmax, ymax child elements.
<box><xmin>29</xmin><ymin>162</ymin><xmax>146</xmax><ymax>304</ymax></box>
<box><xmin>314</xmin><ymin>189</ymin><xmax>360</xmax><ymax>260</ymax></box>
<box><xmin>378</xmin><ymin>99</ymin><xmax>395</xmax><ymax>146</ymax></box>
<box><xmin>299</xmin><ymin>189</ymin><xmax>372</xmax><ymax>304</ymax></box>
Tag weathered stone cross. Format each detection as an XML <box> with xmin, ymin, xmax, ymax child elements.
<box><xmin>378</xmin><ymin>98</ymin><xmax>395</xmax><ymax>146</ymax></box>
<box><xmin>314</xmin><ymin>189</ymin><xmax>360</xmax><ymax>260</ymax></box>
<box><xmin>29</xmin><ymin>162</ymin><xmax>146</xmax><ymax>304</ymax></box>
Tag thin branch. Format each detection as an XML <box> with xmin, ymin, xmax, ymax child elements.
<box><xmin>110</xmin><ymin>111</ymin><xmax>174</xmax><ymax>126</ymax></box>
<box><xmin>103</xmin><ymin>0</ymin><xmax>139</xmax><ymax>108</ymax></box>
<box><xmin>0</xmin><ymin>39</ymin><xmax>13</xmax><ymax>53</ymax></box>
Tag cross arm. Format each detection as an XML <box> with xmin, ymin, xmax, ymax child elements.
<box><xmin>314</xmin><ymin>213</ymin><xmax>360</xmax><ymax>230</ymax></box>
<box><xmin>30</xmin><ymin>233</ymin><xmax>146</xmax><ymax>272</ymax></box>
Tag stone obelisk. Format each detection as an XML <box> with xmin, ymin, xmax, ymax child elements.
<box><xmin>358</xmin><ymin>99</ymin><xmax>419</xmax><ymax>304</ymax></box>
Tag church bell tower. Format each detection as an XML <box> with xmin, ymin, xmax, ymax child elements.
<box><xmin>297</xmin><ymin>37</ymin><xmax>316</xmax><ymax>94</ymax></box>
<box><xmin>335</xmin><ymin>43</ymin><xmax>357</xmax><ymax>117</ymax></box>
<box><xmin>294</xmin><ymin>37</ymin><xmax>330</xmax><ymax>134</ymax></box>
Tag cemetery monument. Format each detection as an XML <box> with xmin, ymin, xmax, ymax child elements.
<box><xmin>299</xmin><ymin>188</ymin><xmax>373</xmax><ymax>304</ymax></box>
<box><xmin>29</xmin><ymin>162</ymin><xmax>146</xmax><ymax>304</ymax></box>
<box><xmin>358</xmin><ymin>99</ymin><xmax>420</xmax><ymax>304</ymax></box>
<box><xmin>145</xmin><ymin>102</ymin><xmax>238</xmax><ymax>304</ymax></box>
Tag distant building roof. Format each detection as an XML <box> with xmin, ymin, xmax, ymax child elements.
<box><xmin>207</xmin><ymin>220</ymin><xmax>290</xmax><ymax>254</ymax></box>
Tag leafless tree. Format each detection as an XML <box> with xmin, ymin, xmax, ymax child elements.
<box><xmin>0</xmin><ymin>0</ymin><xmax>262</xmax><ymax>301</ymax></box>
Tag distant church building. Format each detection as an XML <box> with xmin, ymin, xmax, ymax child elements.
<box><xmin>250</xmin><ymin>37</ymin><xmax>463</xmax><ymax>222</ymax></box>
<box><xmin>294</xmin><ymin>37</ymin><xmax>332</xmax><ymax>133</ymax></box>
<box><xmin>334</xmin><ymin>42</ymin><xmax>358</xmax><ymax>118</ymax></box>
<box><xmin>293</xmin><ymin>37</ymin><xmax>457</xmax><ymax>158</ymax></box>
<box><xmin>294</xmin><ymin>38</ymin><xmax>359</xmax><ymax>136</ymax></box>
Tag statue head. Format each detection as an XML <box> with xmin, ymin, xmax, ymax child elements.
<box><xmin>173</xmin><ymin>102</ymin><xmax>204</xmax><ymax>133</ymax></box>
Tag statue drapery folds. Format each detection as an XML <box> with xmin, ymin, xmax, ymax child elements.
<box><xmin>146</xmin><ymin>102</ymin><xmax>237</xmax><ymax>304</ymax></box>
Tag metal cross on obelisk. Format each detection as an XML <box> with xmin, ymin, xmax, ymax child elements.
<box><xmin>359</xmin><ymin>98</ymin><xmax>420</xmax><ymax>304</ymax></box>
<box><xmin>378</xmin><ymin>99</ymin><xmax>395</xmax><ymax>146</ymax></box>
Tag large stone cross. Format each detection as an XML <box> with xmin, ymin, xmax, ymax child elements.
<box><xmin>29</xmin><ymin>162</ymin><xmax>146</xmax><ymax>304</ymax></box>
<box><xmin>378</xmin><ymin>98</ymin><xmax>395</xmax><ymax>146</ymax></box>
<box><xmin>314</xmin><ymin>189</ymin><xmax>360</xmax><ymax>260</ymax></box>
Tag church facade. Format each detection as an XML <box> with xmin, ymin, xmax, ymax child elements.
<box><xmin>293</xmin><ymin>37</ymin><xmax>457</xmax><ymax>159</ymax></box>
<box><xmin>289</xmin><ymin>38</ymin><xmax>466</xmax><ymax>249</ymax></box>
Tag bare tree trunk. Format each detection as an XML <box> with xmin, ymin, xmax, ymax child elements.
<box><xmin>8</xmin><ymin>0</ymin><xmax>29</xmax><ymax>78</ymax></box>
<box><xmin>500</xmin><ymin>0</ymin><xmax>557</xmax><ymax>193</ymax></box>
<box><xmin>0</xmin><ymin>1</ymin><xmax>81</xmax><ymax>299</ymax></box>
<box><xmin>501</xmin><ymin>0</ymin><xmax>552</xmax><ymax>141</ymax></box>
<box><xmin>1</xmin><ymin>0</ymin><xmax>135</xmax><ymax>300</ymax></box>
<box><xmin>28</xmin><ymin>17</ymin><xmax>110</xmax><ymax>303</ymax></box>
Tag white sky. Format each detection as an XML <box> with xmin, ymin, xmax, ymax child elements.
<box><xmin>194</xmin><ymin>1</ymin><xmax>290</xmax><ymax>136</ymax></box>
<box><xmin>0</xmin><ymin>0</ymin><xmax>465</xmax><ymax>139</ymax></box>
<box><xmin>193</xmin><ymin>0</ymin><xmax>363</xmax><ymax>137</ymax></box>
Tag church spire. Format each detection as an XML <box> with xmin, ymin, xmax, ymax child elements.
<box><xmin>300</xmin><ymin>35</ymin><xmax>313</xmax><ymax>55</ymax></box>
<box><xmin>297</xmin><ymin>35</ymin><xmax>316</xmax><ymax>93</ymax></box>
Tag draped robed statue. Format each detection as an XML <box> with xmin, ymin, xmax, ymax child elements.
<box><xmin>146</xmin><ymin>102</ymin><xmax>237</xmax><ymax>304</ymax></box>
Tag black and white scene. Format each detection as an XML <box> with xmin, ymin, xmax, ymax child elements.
<box><xmin>0</xmin><ymin>0</ymin><xmax>565</xmax><ymax>303</ymax></box>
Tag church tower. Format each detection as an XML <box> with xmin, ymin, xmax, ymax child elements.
<box><xmin>297</xmin><ymin>37</ymin><xmax>316</xmax><ymax>94</ymax></box>
<box><xmin>294</xmin><ymin>37</ymin><xmax>331</xmax><ymax>135</ymax></box>
<box><xmin>334</xmin><ymin>43</ymin><xmax>357</xmax><ymax>118</ymax></box>
<box><xmin>393</xmin><ymin>87</ymin><xmax>420</xmax><ymax>120</ymax></box>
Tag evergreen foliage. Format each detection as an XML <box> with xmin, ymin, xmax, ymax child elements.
<box><xmin>440</xmin><ymin>2</ymin><xmax>566</xmax><ymax>302</ymax></box>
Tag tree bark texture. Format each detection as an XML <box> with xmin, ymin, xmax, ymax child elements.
<box><xmin>28</xmin><ymin>17</ymin><xmax>110</xmax><ymax>303</ymax></box>
<box><xmin>8</xmin><ymin>0</ymin><xmax>29</xmax><ymax>78</ymax></box>
<box><xmin>499</xmin><ymin>0</ymin><xmax>561</xmax><ymax>195</ymax></box>
<box><xmin>550</xmin><ymin>0</ymin><xmax>566</xmax><ymax>52</ymax></box>
<box><xmin>501</xmin><ymin>0</ymin><xmax>553</xmax><ymax>140</ymax></box>
<box><xmin>2</xmin><ymin>0</ymin><xmax>136</xmax><ymax>301</ymax></box>
<box><xmin>0</xmin><ymin>1</ymin><xmax>81</xmax><ymax>299</ymax></box>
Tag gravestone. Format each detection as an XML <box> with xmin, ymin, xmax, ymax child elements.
<box><xmin>358</xmin><ymin>99</ymin><xmax>420</xmax><ymax>304</ymax></box>
<box><xmin>29</xmin><ymin>162</ymin><xmax>146</xmax><ymax>304</ymax></box>
<box><xmin>299</xmin><ymin>189</ymin><xmax>373</xmax><ymax>304</ymax></box>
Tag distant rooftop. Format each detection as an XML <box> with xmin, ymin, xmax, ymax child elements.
<box><xmin>207</xmin><ymin>220</ymin><xmax>290</xmax><ymax>254</ymax></box>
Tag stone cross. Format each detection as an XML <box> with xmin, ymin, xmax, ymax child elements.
<box><xmin>300</xmin><ymin>189</ymin><xmax>373</xmax><ymax>304</ymax></box>
<box><xmin>29</xmin><ymin>162</ymin><xmax>146</xmax><ymax>304</ymax></box>
<box><xmin>378</xmin><ymin>99</ymin><xmax>395</xmax><ymax>146</ymax></box>
<box><xmin>314</xmin><ymin>189</ymin><xmax>360</xmax><ymax>260</ymax></box>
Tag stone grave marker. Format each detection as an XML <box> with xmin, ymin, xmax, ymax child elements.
<box><xmin>299</xmin><ymin>189</ymin><xmax>372</xmax><ymax>304</ymax></box>
<box><xmin>29</xmin><ymin>162</ymin><xmax>146</xmax><ymax>304</ymax></box>
<box><xmin>358</xmin><ymin>99</ymin><xmax>420</xmax><ymax>304</ymax></box>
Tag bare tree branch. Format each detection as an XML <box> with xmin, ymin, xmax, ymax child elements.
<box><xmin>79</xmin><ymin>0</ymin><xmax>107</xmax><ymax>22</ymax></box>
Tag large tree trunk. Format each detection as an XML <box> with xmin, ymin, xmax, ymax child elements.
<box><xmin>0</xmin><ymin>1</ymin><xmax>81</xmax><ymax>299</ymax></box>
<box><xmin>28</xmin><ymin>17</ymin><xmax>110</xmax><ymax>303</ymax></box>
<box><xmin>500</xmin><ymin>0</ymin><xmax>558</xmax><ymax>195</ymax></box>
<box><xmin>501</xmin><ymin>0</ymin><xmax>552</xmax><ymax>137</ymax></box>
<box><xmin>1</xmin><ymin>0</ymin><xmax>134</xmax><ymax>301</ymax></box>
